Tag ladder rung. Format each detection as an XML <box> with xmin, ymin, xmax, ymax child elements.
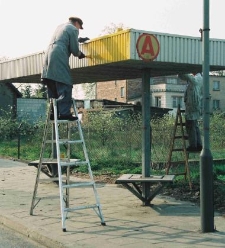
<box><xmin>167</xmin><ymin>161</ymin><xmax>187</xmax><ymax>165</ymax></box>
<box><xmin>174</xmin><ymin>136</ymin><xmax>188</xmax><ymax>139</ymax></box>
<box><xmin>39</xmin><ymin>177</ymin><xmax>60</xmax><ymax>182</ymax></box>
<box><xmin>39</xmin><ymin>176</ymin><xmax>69</xmax><ymax>182</ymax></box>
<box><xmin>36</xmin><ymin>195</ymin><xmax>59</xmax><ymax>200</ymax></box>
<box><xmin>62</xmin><ymin>181</ymin><xmax>94</xmax><ymax>189</ymax></box>
<box><xmin>173</xmin><ymin>172</ymin><xmax>186</xmax><ymax>176</ymax></box>
<box><xmin>46</xmin><ymin>140</ymin><xmax>83</xmax><ymax>144</ymax></box>
<box><xmin>177</xmin><ymin>123</ymin><xmax>185</xmax><ymax>126</ymax></box>
<box><xmin>58</xmin><ymin>140</ymin><xmax>83</xmax><ymax>145</ymax></box>
<box><xmin>50</xmin><ymin>119</ymin><xmax>78</xmax><ymax>123</ymax></box>
<box><xmin>60</xmin><ymin>161</ymin><xmax>88</xmax><ymax>167</ymax></box>
<box><xmin>64</xmin><ymin>204</ymin><xmax>99</xmax><ymax>212</ymax></box>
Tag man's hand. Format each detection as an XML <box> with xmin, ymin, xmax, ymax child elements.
<box><xmin>78</xmin><ymin>51</ymin><xmax>86</xmax><ymax>59</ymax></box>
<box><xmin>78</xmin><ymin>37</ymin><xmax>90</xmax><ymax>43</ymax></box>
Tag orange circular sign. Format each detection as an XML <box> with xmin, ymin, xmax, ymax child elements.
<box><xmin>136</xmin><ymin>33</ymin><xmax>160</xmax><ymax>61</ymax></box>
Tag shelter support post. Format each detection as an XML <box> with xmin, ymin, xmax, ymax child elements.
<box><xmin>200</xmin><ymin>0</ymin><xmax>214</xmax><ymax>233</ymax></box>
<box><xmin>141</xmin><ymin>69</ymin><xmax>151</xmax><ymax>205</ymax></box>
<box><xmin>116</xmin><ymin>69</ymin><xmax>175</xmax><ymax>203</ymax></box>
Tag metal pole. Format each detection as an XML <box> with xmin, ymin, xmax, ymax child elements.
<box><xmin>18</xmin><ymin>131</ymin><xmax>20</xmax><ymax>159</ymax></box>
<box><xmin>141</xmin><ymin>69</ymin><xmax>151</xmax><ymax>205</ymax></box>
<box><xmin>200</xmin><ymin>0</ymin><xmax>214</xmax><ymax>232</ymax></box>
<box><xmin>17</xmin><ymin>123</ymin><xmax>22</xmax><ymax>159</ymax></box>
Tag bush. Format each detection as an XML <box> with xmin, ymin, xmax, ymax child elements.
<box><xmin>0</xmin><ymin>109</ymin><xmax>225</xmax><ymax>174</ymax></box>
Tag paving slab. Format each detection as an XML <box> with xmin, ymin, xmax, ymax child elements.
<box><xmin>0</xmin><ymin>158</ymin><xmax>225</xmax><ymax>248</ymax></box>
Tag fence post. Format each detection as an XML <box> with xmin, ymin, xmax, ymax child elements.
<box><xmin>18</xmin><ymin>123</ymin><xmax>23</xmax><ymax>159</ymax></box>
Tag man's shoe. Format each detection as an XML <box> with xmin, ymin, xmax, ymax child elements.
<box><xmin>58</xmin><ymin>115</ymin><xmax>78</xmax><ymax>121</ymax></box>
<box><xmin>186</xmin><ymin>146</ymin><xmax>202</xmax><ymax>152</ymax></box>
<box><xmin>186</xmin><ymin>146</ymin><xmax>197</xmax><ymax>152</ymax></box>
<box><xmin>196</xmin><ymin>145</ymin><xmax>202</xmax><ymax>151</ymax></box>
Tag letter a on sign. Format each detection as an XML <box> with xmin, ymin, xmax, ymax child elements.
<box><xmin>136</xmin><ymin>33</ymin><xmax>160</xmax><ymax>61</ymax></box>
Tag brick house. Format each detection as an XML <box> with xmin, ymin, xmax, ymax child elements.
<box><xmin>0</xmin><ymin>83</ymin><xmax>22</xmax><ymax>117</ymax></box>
<box><xmin>96</xmin><ymin>79</ymin><xmax>142</xmax><ymax>104</ymax></box>
<box><xmin>95</xmin><ymin>75</ymin><xmax>225</xmax><ymax>114</ymax></box>
<box><xmin>209</xmin><ymin>75</ymin><xmax>225</xmax><ymax>112</ymax></box>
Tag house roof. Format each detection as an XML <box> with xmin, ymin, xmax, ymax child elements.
<box><xmin>6</xmin><ymin>83</ymin><xmax>22</xmax><ymax>97</ymax></box>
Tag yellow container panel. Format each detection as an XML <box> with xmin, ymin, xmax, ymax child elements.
<box><xmin>81</xmin><ymin>30</ymin><xmax>131</xmax><ymax>65</ymax></box>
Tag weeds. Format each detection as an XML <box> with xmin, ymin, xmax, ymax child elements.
<box><xmin>0</xmin><ymin>109</ymin><xmax>225</xmax><ymax>180</ymax></box>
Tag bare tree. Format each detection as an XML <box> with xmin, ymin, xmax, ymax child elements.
<box><xmin>74</xmin><ymin>23</ymin><xmax>128</xmax><ymax>100</ymax></box>
<box><xmin>0</xmin><ymin>56</ymin><xmax>9</xmax><ymax>62</ymax></box>
<box><xmin>100</xmin><ymin>23</ymin><xmax>129</xmax><ymax>36</ymax></box>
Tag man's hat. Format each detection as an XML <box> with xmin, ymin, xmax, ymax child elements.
<box><xmin>69</xmin><ymin>17</ymin><xmax>83</xmax><ymax>29</ymax></box>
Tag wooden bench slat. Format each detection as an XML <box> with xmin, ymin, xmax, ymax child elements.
<box><xmin>116</xmin><ymin>174</ymin><xmax>175</xmax><ymax>183</ymax></box>
<box><xmin>28</xmin><ymin>159</ymin><xmax>80</xmax><ymax>166</ymax></box>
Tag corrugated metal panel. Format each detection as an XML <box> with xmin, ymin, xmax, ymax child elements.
<box><xmin>132</xmin><ymin>30</ymin><xmax>199</xmax><ymax>63</ymax></box>
<box><xmin>210</xmin><ymin>39</ymin><xmax>225</xmax><ymax>65</ymax></box>
<box><xmin>0</xmin><ymin>52</ymin><xmax>45</xmax><ymax>81</ymax></box>
<box><xmin>69</xmin><ymin>29</ymin><xmax>131</xmax><ymax>67</ymax></box>
<box><xmin>1</xmin><ymin>29</ymin><xmax>225</xmax><ymax>84</ymax></box>
<box><xmin>130</xmin><ymin>29</ymin><xmax>225</xmax><ymax>66</ymax></box>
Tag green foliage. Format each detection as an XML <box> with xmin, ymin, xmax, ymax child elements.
<box><xmin>0</xmin><ymin>108</ymin><xmax>42</xmax><ymax>140</ymax></box>
<box><xmin>21</xmin><ymin>85</ymin><xmax>32</xmax><ymax>98</ymax></box>
<box><xmin>0</xmin><ymin>110</ymin><xmax>225</xmax><ymax>182</ymax></box>
<box><xmin>33</xmin><ymin>84</ymin><xmax>47</xmax><ymax>98</ymax></box>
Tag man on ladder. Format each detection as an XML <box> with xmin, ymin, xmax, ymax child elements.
<box><xmin>178</xmin><ymin>73</ymin><xmax>203</xmax><ymax>152</ymax></box>
<box><xmin>29</xmin><ymin>17</ymin><xmax>105</xmax><ymax>231</ymax></box>
<box><xmin>41</xmin><ymin>16</ymin><xmax>89</xmax><ymax>121</ymax></box>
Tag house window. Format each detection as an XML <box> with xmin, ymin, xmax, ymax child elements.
<box><xmin>155</xmin><ymin>96</ymin><xmax>161</xmax><ymax>107</ymax></box>
<box><xmin>172</xmin><ymin>96</ymin><xmax>182</xmax><ymax>108</ymax></box>
<box><xmin>120</xmin><ymin>87</ymin><xmax>125</xmax><ymax>97</ymax></box>
<box><xmin>213</xmin><ymin>81</ymin><xmax>220</xmax><ymax>91</ymax></box>
<box><xmin>213</xmin><ymin>100</ymin><xmax>220</xmax><ymax>110</ymax></box>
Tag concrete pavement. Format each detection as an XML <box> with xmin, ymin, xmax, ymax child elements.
<box><xmin>0</xmin><ymin>158</ymin><xmax>225</xmax><ymax>248</ymax></box>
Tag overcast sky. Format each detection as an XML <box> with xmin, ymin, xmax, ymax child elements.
<box><xmin>0</xmin><ymin>0</ymin><xmax>224</xmax><ymax>59</ymax></box>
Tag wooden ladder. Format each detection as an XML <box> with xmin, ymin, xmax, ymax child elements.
<box><xmin>165</xmin><ymin>104</ymin><xmax>192</xmax><ymax>189</ymax></box>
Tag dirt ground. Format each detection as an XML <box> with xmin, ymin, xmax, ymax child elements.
<box><xmin>72</xmin><ymin>171</ymin><xmax>225</xmax><ymax>216</ymax></box>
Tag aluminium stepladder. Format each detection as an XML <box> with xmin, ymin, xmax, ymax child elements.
<box><xmin>30</xmin><ymin>98</ymin><xmax>105</xmax><ymax>231</ymax></box>
<box><xmin>165</xmin><ymin>104</ymin><xmax>192</xmax><ymax>189</ymax></box>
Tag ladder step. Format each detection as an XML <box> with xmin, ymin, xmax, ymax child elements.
<box><xmin>58</xmin><ymin>140</ymin><xmax>83</xmax><ymax>145</ymax></box>
<box><xmin>31</xmin><ymin>158</ymin><xmax>81</xmax><ymax>166</ymax></box>
<box><xmin>50</xmin><ymin>119</ymin><xmax>78</xmax><ymax>123</ymax></box>
<box><xmin>62</xmin><ymin>181</ymin><xmax>95</xmax><ymax>189</ymax></box>
<box><xmin>39</xmin><ymin>176</ymin><xmax>70</xmax><ymax>182</ymax></box>
<box><xmin>60</xmin><ymin>161</ymin><xmax>88</xmax><ymax>167</ymax></box>
<box><xmin>172</xmin><ymin>148</ymin><xmax>185</xmax><ymax>151</ymax></box>
<box><xmin>39</xmin><ymin>177</ymin><xmax>60</xmax><ymax>182</ymax></box>
<box><xmin>174</xmin><ymin>135</ymin><xmax>188</xmax><ymax>139</ymax></box>
<box><xmin>167</xmin><ymin>172</ymin><xmax>186</xmax><ymax>176</ymax></box>
<box><xmin>167</xmin><ymin>160</ymin><xmax>187</xmax><ymax>165</ymax></box>
<box><xmin>177</xmin><ymin>122</ymin><xmax>186</xmax><ymax>126</ymax></box>
<box><xmin>46</xmin><ymin>140</ymin><xmax>83</xmax><ymax>144</ymax></box>
<box><xmin>36</xmin><ymin>195</ymin><xmax>60</xmax><ymax>200</ymax></box>
<box><xmin>64</xmin><ymin>204</ymin><xmax>99</xmax><ymax>212</ymax></box>
<box><xmin>173</xmin><ymin>172</ymin><xmax>186</xmax><ymax>176</ymax></box>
